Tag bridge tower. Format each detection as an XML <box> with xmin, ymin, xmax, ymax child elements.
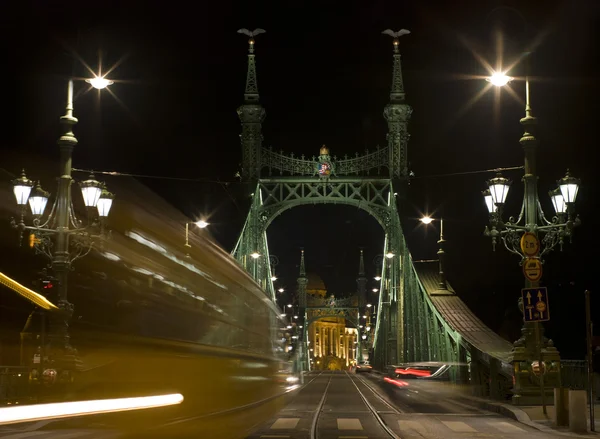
<box><xmin>383</xmin><ymin>30</ymin><xmax>413</xmax><ymax>194</ymax></box>
<box><xmin>232</xmin><ymin>30</ymin><xmax>516</xmax><ymax>394</ymax></box>
<box><xmin>232</xmin><ymin>29</ymin><xmax>413</xmax><ymax>369</ymax></box>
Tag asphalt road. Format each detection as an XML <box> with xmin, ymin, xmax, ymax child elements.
<box><xmin>244</xmin><ymin>370</ymin><xmax>574</xmax><ymax>439</ymax></box>
<box><xmin>0</xmin><ymin>372</ymin><xmax>579</xmax><ymax>438</ymax></box>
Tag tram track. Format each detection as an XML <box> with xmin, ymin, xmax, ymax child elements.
<box><xmin>309</xmin><ymin>372</ymin><xmax>401</xmax><ymax>439</ymax></box>
<box><xmin>351</xmin><ymin>372</ymin><xmax>404</xmax><ymax>415</ymax></box>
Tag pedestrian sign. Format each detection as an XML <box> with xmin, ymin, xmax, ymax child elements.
<box><xmin>522</xmin><ymin>287</ymin><xmax>550</xmax><ymax>322</ymax></box>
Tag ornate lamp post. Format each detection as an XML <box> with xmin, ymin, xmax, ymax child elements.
<box><xmin>481</xmin><ymin>68</ymin><xmax>581</xmax><ymax>406</ymax></box>
<box><xmin>184</xmin><ymin>219</ymin><xmax>209</xmax><ymax>255</ymax></box>
<box><xmin>420</xmin><ymin>216</ymin><xmax>448</xmax><ymax>291</ymax></box>
<box><xmin>10</xmin><ymin>78</ymin><xmax>115</xmax><ymax>380</ymax></box>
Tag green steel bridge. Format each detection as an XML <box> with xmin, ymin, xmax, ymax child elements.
<box><xmin>231</xmin><ymin>29</ymin><xmax>560</xmax><ymax>402</ymax></box>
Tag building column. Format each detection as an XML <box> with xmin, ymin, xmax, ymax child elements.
<box><xmin>318</xmin><ymin>327</ymin><xmax>322</xmax><ymax>357</ymax></box>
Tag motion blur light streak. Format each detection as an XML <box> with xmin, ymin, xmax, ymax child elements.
<box><xmin>101</xmin><ymin>252</ymin><xmax>121</xmax><ymax>261</ymax></box>
<box><xmin>0</xmin><ymin>393</ymin><xmax>184</xmax><ymax>425</ymax></box>
<box><xmin>126</xmin><ymin>230</ymin><xmax>227</xmax><ymax>290</ymax></box>
<box><xmin>384</xmin><ymin>377</ymin><xmax>409</xmax><ymax>387</ymax></box>
<box><xmin>0</xmin><ymin>272</ymin><xmax>59</xmax><ymax>311</ymax></box>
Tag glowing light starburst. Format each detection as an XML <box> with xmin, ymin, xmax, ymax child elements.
<box><xmin>486</xmin><ymin>72</ymin><xmax>513</xmax><ymax>87</ymax></box>
<box><xmin>85</xmin><ymin>76</ymin><xmax>114</xmax><ymax>90</ymax></box>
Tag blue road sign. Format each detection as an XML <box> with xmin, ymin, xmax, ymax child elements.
<box><xmin>522</xmin><ymin>287</ymin><xmax>550</xmax><ymax>322</ymax></box>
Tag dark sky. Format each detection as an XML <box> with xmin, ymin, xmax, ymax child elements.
<box><xmin>1</xmin><ymin>0</ymin><xmax>599</xmax><ymax>358</ymax></box>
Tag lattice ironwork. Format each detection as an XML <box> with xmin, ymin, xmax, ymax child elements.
<box><xmin>260</xmin><ymin>146</ymin><xmax>392</xmax><ymax>177</ymax></box>
<box><xmin>306</xmin><ymin>307</ymin><xmax>359</xmax><ymax>327</ymax></box>
<box><xmin>307</xmin><ymin>295</ymin><xmax>358</xmax><ymax>308</ymax></box>
<box><xmin>257</xmin><ymin>178</ymin><xmax>394</xmax><ymax>231</ymax></box>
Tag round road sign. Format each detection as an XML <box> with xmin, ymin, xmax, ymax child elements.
<box><xmin>523</xmin><ymin>257</ymin><xmax>543</xmax><ymax>282</ymax></box>
<box><xmin>520</xmin><ymin>232</ymin><xmax>540</xmax><ymax>257</ymax></box>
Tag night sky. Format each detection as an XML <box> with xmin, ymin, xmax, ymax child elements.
<box><xmin>1</xmin><ymin>0</ymin><xmax>599</xmax><ymax>359</ymax></box>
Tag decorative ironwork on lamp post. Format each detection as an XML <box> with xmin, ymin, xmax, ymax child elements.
<box><xmin>9</xmin><ymin>78</ymin><xmax>115</xmax><ymax>379</ymax></box>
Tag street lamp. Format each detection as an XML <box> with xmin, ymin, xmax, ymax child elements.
<box><xmin>480</xmin><ymin>38</ymin><xmax>581</xmax><ymax>408</ymax></box>
<box><xmin>184</xmin><ymin>220</ymin><xmax>209</xmax><ymax>250</ymax></box>
<box><xmin>9</xmin><ymin>78</ymin><xmax>114</xmax><ymax>377</ymax></box>
<box><xmin>419</xmin><ymin>216</ymin><xmax>448</xmax><ymax>291</ymax></box>
<box><xmin>486</xmin><ymin>71</ymin><xmax>513</xmax><ymax>87</ymax></box>
<box><xmin>482</xmin><ymin>79</ymin><xmax>581</xmax><ymax>254</ymax></box>
<box><xmin>85</xmin><ymin>76</ymin><xmax>114</xmax><ymax>90</ymax></box>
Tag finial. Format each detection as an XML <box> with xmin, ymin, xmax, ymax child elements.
<box><xmin>237</xmin><ymin>28</ymin><xmax>266</xmax><ymax>54</ymax></box>
<box><xmin>58</xmin><ymin>79</ymin><xmax>79</xmax><ymax>149</ymax></box>
<box><xmin>382</xmin><ymin>29</ymin><xmax>410</xmax><ymax>53</ymax></box>
<box><xmin>320</xmin><ymin>144</ymin><xmax>329</xmax><ymax>156</ymax></box>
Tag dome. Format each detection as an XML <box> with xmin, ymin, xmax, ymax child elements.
<box><xmin>306</xmin><ymin>273</ymin><xmax>327</xmax><ymax>297</ymax></box>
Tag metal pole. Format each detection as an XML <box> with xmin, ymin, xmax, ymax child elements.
<box><xmin>50</xmin><ymin>79</ymin><xmax>78</xmax><ymax>364</ymax></box>
<box><xmin>585</xmin><ymin>290</ymin><xmax>595</xmax><ymax>431</ymax></box>
<box><xmin>521</xmin><ymin>70</ymin><xmax>546</xmax><ymax>412</ymax></box>
<box><xmin>535</xmin><ymin>321</ymin><xmax>547</xmax><ymax>414</ymax></box>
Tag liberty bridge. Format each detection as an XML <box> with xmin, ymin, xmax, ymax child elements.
<box><xmin>230</xmin><ymin>28</ymin><xmax>547</xmax><ymax>403</ymax></box>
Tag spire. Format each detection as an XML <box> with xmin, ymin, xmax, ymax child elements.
<box><xmin>358</xmin><ymin>248</ymin><xmax>365</xmax><ymax>276</ymax></box>
<box><xmin>238</xmin><ymin>28</ymin><xmax>265</xmax><ymax>103</ymax></box>
<box><xmin>297</xmin><ymin>248</ymin><xmax>308</xmax><ymax>309</ymax></box>
<box><xmin>381</xmin><ymin>29</ymin><xmax>410</xmax><ymax>103</ymax></box>
<box><xmin>237</xmin><ymin>28</ymin><xmax>266</xmax><ymax>181</ymax></box>
<box><xmin>382</xmin><ymin>29</ymin><xmax>413</xmax><ymax>185</ymax></box>
<box><xmin>299</xmin><ymin>248</ymin><xmax>306</xmax><ymax>277</ymax></box>
<box><xmin>356</xmin><ymin>248</ymin><xmax>367</xmax><ymax>308</ymax></box>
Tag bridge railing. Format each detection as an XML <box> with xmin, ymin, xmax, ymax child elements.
<box><xmin>560</xmin><ymin>360</ymin><xmax>587</xmax><ymax>390</ymax></box>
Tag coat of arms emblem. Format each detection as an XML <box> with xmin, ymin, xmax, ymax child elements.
<box><xmin>315</xmin><ymin>145</ymin><xmax>335</xmax><ymax>178</ymax></box>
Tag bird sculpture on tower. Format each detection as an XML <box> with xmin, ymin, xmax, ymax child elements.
<box><xmin>381</xmin><ymin>29</ymin><xmax>411</xmax><ymax>38</ymax></box>
<box><xmin>237</xmin><ymin>28</ymin><xmax>266</xmax><ymax>38</ymax></box>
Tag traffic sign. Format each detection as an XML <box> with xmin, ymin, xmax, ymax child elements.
<box><xmin>531</xmin><ymin>360</ymin><xmax>546</xmax><ymax>376</ymax></box>
<box><xmin>520</xmin><ymin>232</ymin><xmax>540</xmax><ymax>257</ymax></box>
<box><xmin>522</xmin><ymin>287</ymin><xmax>550</xmax><ymax>322</ymax></box>
<box><xmin>523</xmin><ymin>257</ymin><xmax>543</xmax><ymax>282</ymax></box>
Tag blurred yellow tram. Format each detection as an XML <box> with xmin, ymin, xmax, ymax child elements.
<box><xmin>5</xmin><ymin>178</ymin><xmax>298</xmax><ymax>438</ymax></box>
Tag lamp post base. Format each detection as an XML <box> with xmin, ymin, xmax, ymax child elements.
<box><xmin>43</xmin><ymin>299</ymin><xmax>82</xmax><ymax>388</ymax></box>
<box><xmin>509</xmin><ymin>315</ymin><xmax>561</xmax><ymax>407</ymax></box>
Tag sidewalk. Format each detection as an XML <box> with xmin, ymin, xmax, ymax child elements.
<box><xmin>464</xmin><ymin>396</ymin><xmax>600</xmax><ymax>437</ymax></box>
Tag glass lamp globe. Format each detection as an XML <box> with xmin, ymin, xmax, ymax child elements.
<box><xmin>12</xmin><ymin>170</ymin><xmax>34</xmax><ymax>205</ymax></box>
<box><xmin>28</xmin><ymin>183</ymin><xmax>50</xmax><ymax>216</ymax></box>
<box><xmin>549</xmin><ymin>188</ymin><xmax>567</xmax><ymax>214</ymax></box>
<box><xmin>558</xmin><ymin>170</ymin><xmax>580</xmax><ymax>204</ymax></box>
<box><xmin>486</xmin><ymin>173</ymin><xmax>511</xmax><ymax>205</ymax></box>
<box><xmin>97</xmin><ymin>187</ymin><xmax>115</xmax><ymax>217</ymax></box>
<box><xmin>80</xmin><ymin>175</ymin><xmax>103</xmax><ymax>208</ymax></box>
<box><xmin>482</xmin><ymin>189</ymin><xmax>497</xmax><ymax>213</ymax></box>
